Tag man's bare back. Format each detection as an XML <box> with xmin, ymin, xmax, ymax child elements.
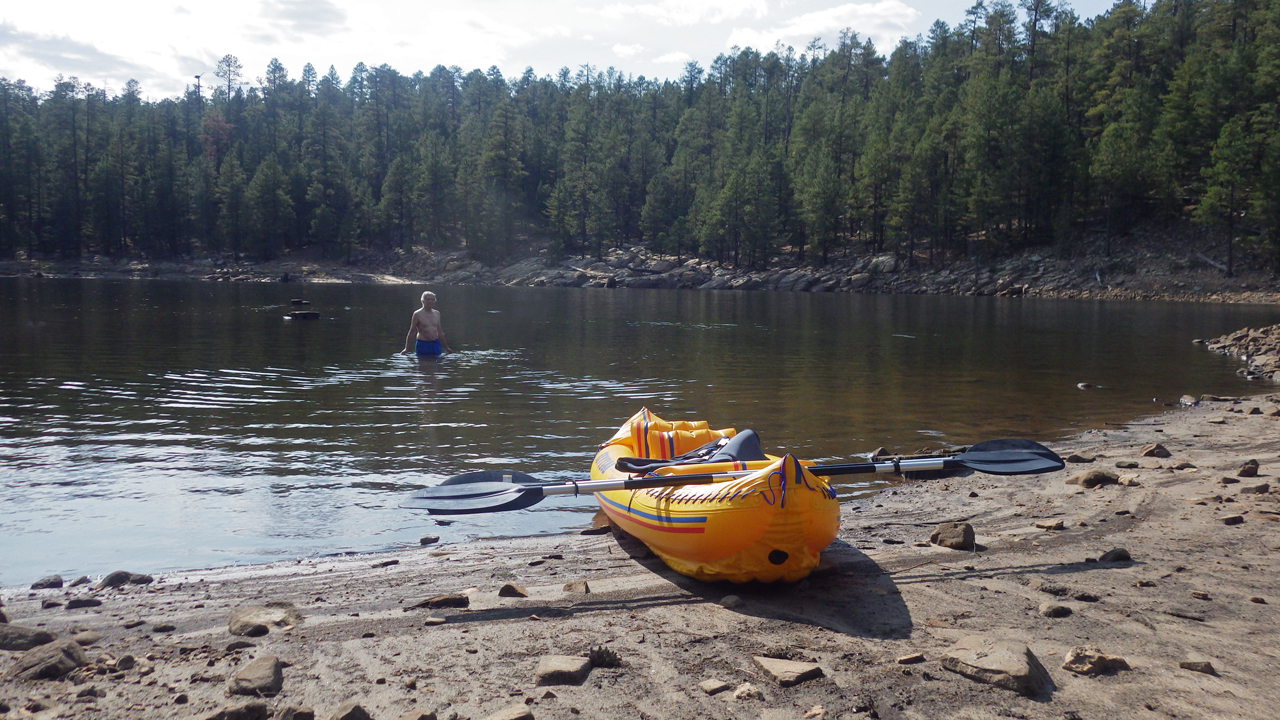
<box><xmin>402</xmin><ymin>291</ymin><xmax>451</xmax><ymax>355</ymax></box>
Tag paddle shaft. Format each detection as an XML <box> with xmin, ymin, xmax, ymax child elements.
<box><xmin>509</xmin><ymin>455</ymin><xmax>955</xmax><ymax>499</ymax></box>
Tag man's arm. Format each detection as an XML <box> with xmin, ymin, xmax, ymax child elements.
<box><xmin>435</xmin><ymin>311</ymin><xmax>451</xmax><ymax>352</ymax></box>
<box><xmin>402</xmin><ymin>313</ymin><xmax>419</xmax><ymax>353</ymax></box>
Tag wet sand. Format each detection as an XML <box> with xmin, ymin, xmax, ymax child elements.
<box><xmin>3</xmin><ymin>394</ymin><xmax>1280</xmax><ymax>720</ymax></box>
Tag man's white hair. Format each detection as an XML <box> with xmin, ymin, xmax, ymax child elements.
<box><xmin>421</xmin><ymin>291</ymin><xmax>435</xmax><ymax>302</ymax></box>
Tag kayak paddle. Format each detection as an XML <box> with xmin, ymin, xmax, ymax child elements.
<box><xmin>400</xmin><ymin>438</ymin><xmax>1063</xmax><ymax>515</ymax></box>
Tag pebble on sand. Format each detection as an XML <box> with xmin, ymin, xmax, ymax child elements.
<box><xmin>1066</xmin><ymin>469</ymin><xmax>1119</xmax><ymax>488</ymax></box>
<box><xmin>699</xmin><ymin>678</ymin><xmax>732</xmax><ymax>695</ymax></box>
<box><xmin>534</xmin><ymin>655</ymin><xmax>592</xmax><ymax>686</ymax></box>
<box><xmin>1238</xmin><ymin>459</ymin><xmax>1260</xmax><ymax>477</ymax></box>
<box><xmin>498</xmin><ymin>583</ymin><xmax>529</xmax><ymax>598</ymax></box>
<box><xmin>1180</xmin><ymin>660</ymin><xmax>1218</xmax><ymax>675</ymax></box>
<box><xmin>227</xmin><ymin>653</ymin><xmax>284</xmax><ymax>696</ymax></box>
<box><xmin>1039</xmin><ymin>603</ymin><xmax>1072</xmax><ymax>618</ymax></box>
<box><xmin>929</xmin><ymin>521</ymin><xmax>975</xmax><ymax>550</ymax></box>
<box><xmin>1140</xmin><ymin>443</ymin><xmax>1171</xmax><ymax>458</ymax></box>
<box><xmin>1061</xmin><ymin>646</ymin><xmax>1131</xmax><ymax>675</ymax></box>
<box><xmin>753</xmin><ymin>656</ymin><xmax>824</xmax><ymax>687</ymax></box>
<box><xmin>479</xmin><ymin>705</ymin><xmax>534</xmax><ymax>720</ymax></box>
<box><xmin>328</xmin><ymin>702</ymin><xmax>376</xmax><ymax>720</ymax></box>
<box><xmin>941</xmin><ymin>636</ymin><xmax>1054</xmax><ymax>697</ymax></box>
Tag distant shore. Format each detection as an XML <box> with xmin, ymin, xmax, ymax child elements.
<box><xmin>3</xmin><ymin>393</ymin><xmax>1279</xmax><ymax>719</ymax></box>
<box><xmin>3</xmin><ymin>228</ymin><xmax>1279</xmax><ymax>307</ymax></box>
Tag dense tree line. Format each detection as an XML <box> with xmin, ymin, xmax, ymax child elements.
<box><xmin>2</xmin><ymin>0</ymin><xmax>1279</xmax><ymax>271</ymax></box>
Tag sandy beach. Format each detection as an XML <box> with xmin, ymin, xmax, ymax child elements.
<box><xmin>3</xmin><ymin>393</ymin><xmax>1280</xmax><ymax>720</ymax></box>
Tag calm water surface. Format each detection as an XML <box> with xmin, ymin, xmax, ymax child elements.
<box><xmin>1</xmin><ymin>278</ymin><xmax>1275</xmax><ymax>583</ymax></box>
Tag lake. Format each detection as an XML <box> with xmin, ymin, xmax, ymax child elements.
<box><xmin>1</xmin><ymin>277</ymin><xmax>1274</xmax><ymax>584</ymax></box>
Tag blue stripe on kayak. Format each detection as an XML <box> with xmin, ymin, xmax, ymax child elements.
<box><xmin>597</xmin><ymin>493</ymin><xmax>707</xmax><ymax>524</ymax></box>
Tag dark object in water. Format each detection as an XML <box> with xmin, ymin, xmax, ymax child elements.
<box><xmin>286</xmin><ymin>311</ymin><xmax>320</xmax><ymax>320</ymax></box>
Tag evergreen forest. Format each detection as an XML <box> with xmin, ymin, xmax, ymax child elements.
<box><xmin>2</xmin><ymin>0</ymin><xmax>1279</xmax><ymax>271</ymax></box>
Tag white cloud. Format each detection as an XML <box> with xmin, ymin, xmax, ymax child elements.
<box><xmin>727</xmin><ymin>1</ymin><xmax>921</xmax><ymax>52</ymax></box>
<box><xmin>613</xmin><ymin>43</ymin><xmax>644</xmax><ymax>57</ymax></box>
<box><xmin>654</xmin><ymin>51</ymin><xmax>692</xmax><ymax>64</ymax></box>
<box><xmin>261</xmin><ymin>0</ymin><xmax>349</xmax><ymax>37</ymax></box>
<box><xmin>599</xmin><ymin>0</ymin><xmax>768</xmax><ymax>26</ymax></box>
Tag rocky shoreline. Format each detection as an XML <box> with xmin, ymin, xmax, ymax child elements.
<box><xmin>1204</xmin><ymin>324</ymin><xmax>1280</xmax><ymax>382</ymax></box>
<box><xmin>3</xmin><ymin>225</ymin><xmax>1279</xmax><ymax>306</ymax></box>
<box><xmin>4</xmin><ymin>395</ymin><xmax>1280</xmax><ymax>719</ymax></box>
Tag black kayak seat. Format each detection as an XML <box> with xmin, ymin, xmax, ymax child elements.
<box><xmin>614</xmin><ymin>429</ymin><xmax>768</xmax><ymax>474</ymax></box>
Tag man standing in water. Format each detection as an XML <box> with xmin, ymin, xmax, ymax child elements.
<box><xmin>401</xmin><ymin>291</ymin><xmax>452</xmax><ymax>356</ymax></box>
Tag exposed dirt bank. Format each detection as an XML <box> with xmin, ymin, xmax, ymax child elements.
<box><xmin>3</xmin><ymin>395</ymin><xmax>1280</xmax><ymax>719</ymax></box>
<box><xmin>3</xmin><ymin>225</ymin><xmax>1279</xmax><ymax>306</ymax></box>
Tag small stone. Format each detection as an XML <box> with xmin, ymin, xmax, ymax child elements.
<box><xmin>408</xmin><ymin>594</ymin><xmax>469</xmax><ymax>610</ymax></box>
<box><xmin>123</xmin><ymin>619</ymin><xmax>146</xmax><ymax>629</ymax></box>
<box><xmin>1249</xmin><ymin>596</ymin><xmax>1267</xmax><ymax>604</ymax></box>
<box><xmin>1140</xmin><ymin>443</ymin><xmax>1171</xmax><ymax>458</ymax></box>
<box><xmin>276</xmin><ymin>705</ymin><xmax>318</xmax><ymax>720</ymax></box>
<box><xmin>1099</xmin><ymin>548</ymin><xmax>1132</xmax><ymax>563</ymax></box>
<box><xmin>0</xmin><ymin>624</ymin><xmax>57</xmax><ymax>651</ymax></box>
<box><xmin>1190</xmin><ymin>591</ymin><xmax>1211</xmax><ymax>600</ymax></box>
<box><xmin>1114</xmin><ymin>460</ymin><xmax>1140</xmax><ymax>469</ymax></box>
<box><xmin>1119</xmin><ymin>475</ymin><xmax>1142</xmax><ymax>486</ymax></box>
<box><xmin>699</xmin><ymin>678</ymin><xmax>732</xmax><ymax>695</ymax></box>
<box><xmin>229</xmin><ymin>602</ymin><xmax>304</xmax><ymax>636</ymax></box>
<box><xmin>1220</xmin><ymin>476</ymin><xmax>1240</xmax><ymax>485</ymax></box>
<box><xmin>372</xmin><ymin>559</ymin><xmax>399</xmax><ymax>568</ymax></box>
<box><xmin>1068</xmin><ymin>469</ymin><xmax>1119</xmax><ymax>488</ymax></box>
<box><xmin>1136</xmin><ymin>580</ymin><xmax>1156</xmax><ymax>588</ymax></box>
<box><xmin>803</xmin><ymin>705</ymin><xmax>826</xmax><ymax>719</ymax></box>
<box><xmin>753</xmin><ymin>656</ymin><xmax>824</xmax><ymax>687</ymax></box>
<box><xmin>1034</xmin><ymin>519</ymin><xmax>1064</xmax><ymax>531</ymax></box>
<box><xmin>732</xmin><ymin>682</ymin><xmax>764</xmax><ymax>700</ymax></box>
<box><xmin>1239</xmin><ymin>483</ymin><xmax>1270</xmax><ymax>494</ymax></box>
<box><xmin>228</xmin><ymin>654</ymin><xmax>284</xmax><ymax>696</ymax></box>
<box><xmin>1061</xmin><ymin>646</ymin><xmax>1130</xmax><ymax>675</ymax></box>
<box><xmin>1249</xmin><ymin>407</ymin><xmax>1263</xmax><ymax>415</ymax></box>
<box><xmin>419</xmin><ymin>536</ymin><xmax>440</xmax><ymax>545</ymax></box>
<box><xmin>896</xmin><ymin>652</ymin><xmax>926</xmax><ymax>664</ymax></box>
<box><xmin>498</xmin><ymin>583</ymin><xmax>529</xmax><ymax>598</ymax></box>
<box><xmin>479</xmin><ymin>705</ymin><xmax>533</xmax><ymax>720</ymax></box>
<box><xmin>1219</xmin><ymin>514</ymin><xmax>1245</xmax><ymax>526</ymax></box>
<box><xmin>31</xmin><ymin>574</ymin><xmax>64</xmax><ymax>590</ymax></box>
<box><xmin>1039</xmin><ymin>603</ymin><xmax>1072</xmax><ymax>618</ymax></box>
<box><xmin>423</xmin><ymin>617</ymin><xmax>447</xmax><ymax>626</ymax></box>
<box><xmin>535</xmin><ymin>655</ymin><xmax>592</xmax><ymax>685</ymax></box>
<box><xmin>198</xmin><ymin>700</ymin><xmax>271</xmax><ymax>720</ymax></box>
<box><xmin>4</xmin><ymin>638</ymin><xmax>88</xmax><ymax>680</ymax></box>
<box><xmin>153</xmin><ymin>623</ymin><xmax>176</xmax><ymax>633</ymax></box>
<box><xmin>941</xmin><ymin>636</ymin><xmax>1053</xmax><ymax>697</ymax></box>
<box><xmin>1175</xmin><ymin>462</ymin><xmax>1197</xmax><ymax>470</ymax></box>
<box><xmin>719</xmin><ymin>595</ymin><xmax>744</xmax><ymax>609</ymax></box>
<box><xmin>41</xmin><ymin>598</ymin><xmax>63</xmax><ymax>609</ymax></box>
<box><xmin>1238</xmin><ymin>459</ymin><xmax>1260</xmax><ymax>478</ymax></box>
<box><xmin>1065</xmin><ymin>453</ymin><xmax>1095</xmax><ymax>463</ymax></box>
<box><xmin>562</xmin><ymin>580</ymin><xmax>590</xmax><ymax>594</ymax></box>
<box><xmin>1180</xmin><ymin>660</ymin><xmax>1217</xmax><ymax>675</ymax></box>
<box><xmin>929</xmin><ymin>521</ymin><xmax>975</xmax><ymax>550</ymax></box>
<box><xmin>328</xmin><ymin>702</ymin><xmax>375</xmax><ymax>720</ymax></box>
<box><xmin>1073</xmin><ymin>591</ymin><xmax>1100</xmax><ymax>602</ymax></box>
<box><xmin>66</xmin><ymin>597</ymin><xmax>103</xmax><ymax>609</ymax></box>
<box><xmin>968</xmin><ymin>491</ymin><xmax>979</xmax><ymax>497</ymax></box>
<box><xmin>96</xmin><ymin>570</ymin><xmax>134</xmax><ymax>589</ymax></box>
<box><xmin>72</xmin><ymin>630</ymin><xmax>102</xmax><ymax>646</ymax></box>
<box><xmin>227</xmin><ymin>640</ymin><xmax>256</xmax><ymax>651</ymax></box>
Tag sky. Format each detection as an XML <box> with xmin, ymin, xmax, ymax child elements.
<box><xmin>1</xmin><ymin>0</ymin><xmax>1121</xmax><ymax>99</ymax></box>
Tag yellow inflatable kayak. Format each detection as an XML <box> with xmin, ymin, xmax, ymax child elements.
<box><xmin>591</xmin><ymin>408</ymin><xmax>840</xmax><ymax>583</ymax></box>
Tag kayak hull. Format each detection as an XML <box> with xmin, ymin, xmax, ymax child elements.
<box><xmin>591</xmin><ymin>409</ymin><xmax>840</xmax><ymax>583</ymax></box>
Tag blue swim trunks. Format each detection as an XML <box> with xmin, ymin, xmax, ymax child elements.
<box><xmin>415</xmin><ymin>339</ymin><xmax>443</xmax><ymax>356</ymax></box>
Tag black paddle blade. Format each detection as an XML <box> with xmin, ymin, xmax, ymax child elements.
<box><xmin>953</xmin><ymin>439</ymin><xmax>1064</xmax><ymax>475</ymax></box>
<box><xmin>400</xmin><ymin>481</ymin><xmax>545</xmax><ymax>515</ymax></box>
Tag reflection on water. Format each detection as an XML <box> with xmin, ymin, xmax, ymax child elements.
<box><xmin>0</xmin><ymin>277</ymin><xmax>1272</xmax><ymax>582</ymax></box>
